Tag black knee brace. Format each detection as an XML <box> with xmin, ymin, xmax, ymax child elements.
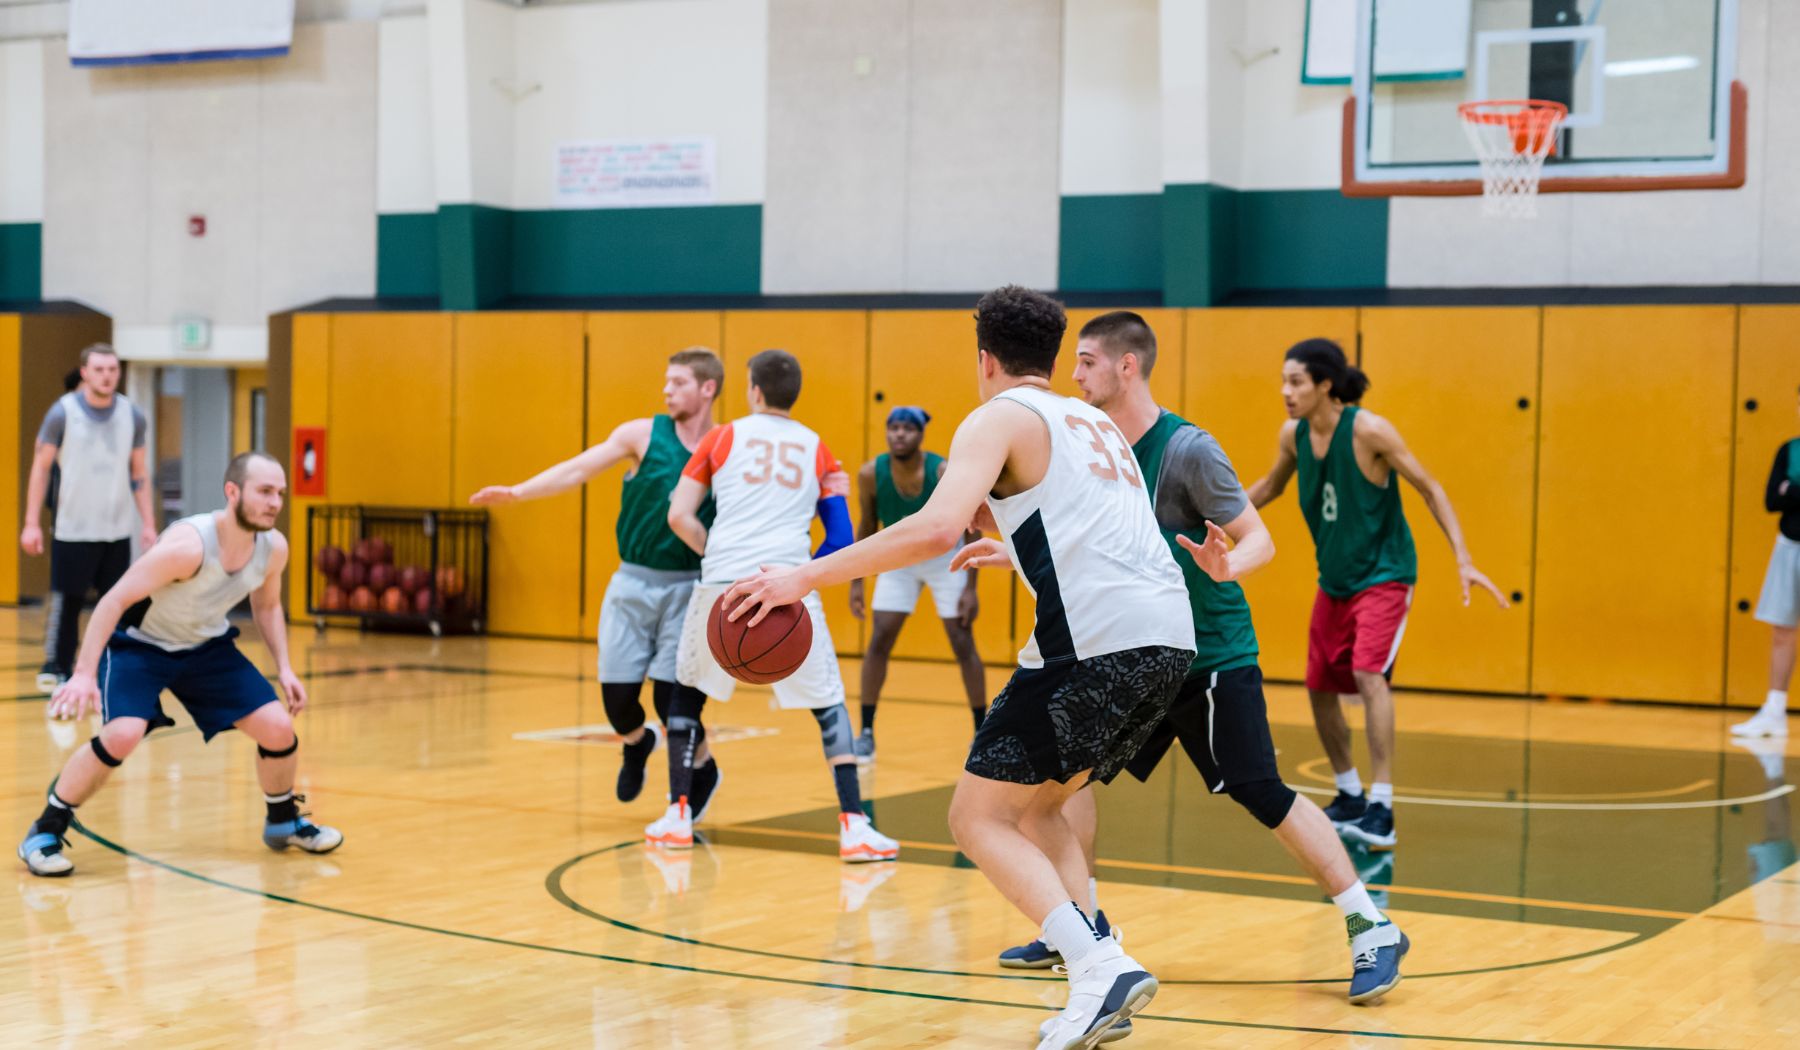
<box><xmin>1226</xmin><ymin>778</ymin><xmax>1298</xmax><ymax>830</ymax></box>
<box><xmin>257</xmin><ymin>735</ymin><xmax>299</xmax><ymax>759</ymax></box>
<box><xmin>650</xmin><ymin>679</ymin><xmax>675</xmax><ymax>728</ymax></box>
<box><xmin>812</xmin><ymin>704</ymin><xmax>855</xmax><ymax>761</ymax></box>
<box><xmin>89</xmin><ymin>736</ymin><xmax>122</xmax><ymax>768</ymax></box>
<box><xmin>602</xmin><ymin>681</ymin><xmax>648</xmax><ymax>736</ymax></box>
<box><xmin>665</xmin><ymin>684</ymin><xmax>706</xmax><ymax>743</ymax></box>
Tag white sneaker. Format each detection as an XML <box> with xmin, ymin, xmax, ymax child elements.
<box><xmin>1036</xmin><ymin>941</ymin><xmax>1158</xmax><ymax>1050</ymax></box>
<box><xmin>645</xmin><ymin>800</ymin><xmax>694</xmax><ymax>849</ymax></box>
<box><xmin>838</xmin><ymin>812</ymin><xmax>898</xmax><ymax>863</ymax></box>
<box><xmin>36</xmin><ymin>670</ymin><xmax>64</xmax><ymax>694</ymax></box>
<box><xmin>1039</xmin><ymin>1015</ymin><xmax>1132</xmax><ymax>1044</ymax></box>
<box><xmin>1731</xmin><ymin>711</ymin><xmax>1789</xmax><ymax>738</ymax></box>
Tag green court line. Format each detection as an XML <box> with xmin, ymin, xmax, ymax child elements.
<box><xmin>546</xmin><ymin>840</ymin><xmax>1655</xmax><ymax>987</ymax></box>
<box><xmin>67</xmin><ymin>823</ymin><xmax>1704</xmax><ymax>1050</ymax></box>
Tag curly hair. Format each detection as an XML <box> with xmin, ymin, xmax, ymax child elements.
<box><xmin>974</xmin><ymin>285</ymin><xmax>1067</xmax><ymax>378</ymax></box>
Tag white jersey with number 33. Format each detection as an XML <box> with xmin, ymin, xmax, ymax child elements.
<box><xmin>985</xmin><ymin>386</ymin><xmax>1195</xmax><ymax>668</ymax></box>
<box><xmin>682</xmin><ymin>412</ymin><xmax>841</xmax><ymax>584</ymax></box>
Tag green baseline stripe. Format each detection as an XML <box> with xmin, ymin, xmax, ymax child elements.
<box><xmin>0</xmin><ymin>222</ymin><xmax>42</xmax><ymax>301</ymax></box>
<box><xmin>70</xmin><ymin>824</ymin><xmax>1695</xmax><ymax>1050</ymax></box>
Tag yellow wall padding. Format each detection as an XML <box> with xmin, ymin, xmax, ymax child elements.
<box><xmin>1533</xmin><ymin>306</ymin><xmax>1735</xmax><ymax>703</ymax></box>
<box><xmin>328</xmin><ymin>313</ymin><xmax>453</xmax><ymax>506</ymax></box>
<box><xmin>453</xmin><ymin>313</ymin><xmax>586</xmax><ymax>637</ymax></box>
<box><xmin>1182</xmin><ymin>308</ymin><xmax>1360</xmax><ymax>683</ymax></box>
<box><xmin>1360</xmin><ymin>307</ymin><xmax>1539</xmax><ymax>694</ymax></box>
<box><xmin>1727</xmin><ymin>307</ymin><xmax>1800</xmax><ymax>708</ymax></box>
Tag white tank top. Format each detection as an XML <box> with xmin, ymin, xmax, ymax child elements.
<box><xmin>54</xmin><ymin>391</ymin><xmax>141</xmax><ymax>542</ymax></box>
<box><xmin>126</xmin><ymin>513</ymin><xmax>273</xmax><ymax>652</ymax></box>
<box><xmin>682</xmin><ymin>413</ymin><xmax>841</xmax><ymax>584</ymax></box>
<box><xmin>985</xmin><ymin>386</ymin><xmax>1195</xmax><ymax>668</ymax></box>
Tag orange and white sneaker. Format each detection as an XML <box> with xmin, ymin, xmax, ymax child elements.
<box><xmin>838</xmin><ymin>812</ymin><xmax>898</xmax><ymax>863</ymax></box>
<box><xmin>645</xmin><ymin>799</ymin><xmax>694</xmax><ymax>849</ymax></box>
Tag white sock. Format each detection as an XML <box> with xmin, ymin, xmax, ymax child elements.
<box><xmin>264</xmin><ymin>791</ymin><xmax>294</xmax><ymax>804</ymax></box>
<box><xmin>1088</xmin><ymin>877</ymin><xmax>1100</xmax><ymax>915</ymax></box>
<box><xmin>1334</xmin><ymin>881</ymin><xmax>1400</xmax><ymax>948</ymax></box>
<box><xmin>1761</xmin><ymin>690</ymin><xmax>1789</xmax><ymax>718</ymax></box>
<box><xmin>46</xmin><ymin>791</ymin><xmax>72</xmax><ymax>810</ymax></box>
<box><xmin>1334</xmin><ymin>769</ymin><xmax>1364</xmax><ymax>796</ymax></box>
<box><xmin>1041</xmin><ymin>901</ymin><xmax>1103</xmax><ymax>966</ymax></box>
<box><xmin>1368</xmin><ymin>782</ymin><xmax>1394</xmax><ymax>807</ymax></box>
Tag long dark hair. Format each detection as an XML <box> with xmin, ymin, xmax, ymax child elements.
<box><xmin>1285</xmin><ymin>338</ymin><xmax>1369</xmax><ymax>403</ymax></box>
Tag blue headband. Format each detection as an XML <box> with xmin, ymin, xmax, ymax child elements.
<box><xmin>887</xmin><ymin>406</ymin><xmax>930</xmax><ymax>429</ymax></box>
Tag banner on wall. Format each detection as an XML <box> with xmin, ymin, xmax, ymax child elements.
<box><xmin>553</xmin><ymin>139</ymin><xmax>716</xmax><ymax>208</ymax></box>
<box><xmin>69</xmin><ymin>0</ymin><xmax>294</xmax><ymax>67</ymax></box>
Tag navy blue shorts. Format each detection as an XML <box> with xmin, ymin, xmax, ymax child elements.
<box><xmin>100</xmin><ymin>628</ymin><xmax>278</xmax><ymax>741</ymax></box>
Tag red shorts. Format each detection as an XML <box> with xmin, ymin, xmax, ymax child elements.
<box><xmin>1306</xmin><ymin>581</ymin><xmax>1413</xmax><ymax>694</ymax></box>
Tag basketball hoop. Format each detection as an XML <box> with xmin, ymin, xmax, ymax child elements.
<box><xmin>1458</xmin><ymin>99</ymin><xmax>1568</xmax><ymax>218</ymax></box>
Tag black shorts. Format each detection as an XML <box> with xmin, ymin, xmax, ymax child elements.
<box><xmin>964</xmin><ymin>645</ymin><xmax>1191</xmax><ymax>786</ymax></box>
<box><xmin>1124</xmin><ymin>664</ymin><xmax>1281</xmax><ymax>788</ymax></box>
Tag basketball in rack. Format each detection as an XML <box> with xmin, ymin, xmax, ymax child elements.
<box><xmin>1457</xmin><ymin>99</ymin><xmax>1568</xmax><ymax>219</ymax></box>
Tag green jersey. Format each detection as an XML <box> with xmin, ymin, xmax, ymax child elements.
<box><xmin>1132</xmin><ymin>411</ymin><xmax>1259</xmax><ymax>674</ymax></box>
<box><xmin>616</xmin><ymin>415</ymin><xmax>713</xmax><ymax>572</ymax></box>
<box><xmin>1295</xmin><ymin>405</ymin><xmax>1417</xmax><ymax>598</ymax></box>
<box><xmin>874</xmin><ymin>452</ymin><xmax>945</xmax><ymax>528</ymax></box>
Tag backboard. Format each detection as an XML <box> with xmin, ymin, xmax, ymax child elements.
<box><xmin>1341</xmin><ymin>0</ymin><xmax>1745</xmax><ymax>195</ymax></box>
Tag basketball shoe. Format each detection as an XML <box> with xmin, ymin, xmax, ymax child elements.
<box><xmin>838</xmin><ymin>812</ymin><xmax>898</xmax><ymax>862</ymax></box>
<box><xmin>645</xmin><ymin>799</ymin><xmax>693</xmax><ymax>849</ymax></box>
<box><xmin>1036</xmin><ymin>939</ymin><xmax>1157</xmax><ymax>1050</ymax></box>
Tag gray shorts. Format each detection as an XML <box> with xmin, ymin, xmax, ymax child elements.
<box><xmin>597</xmin><ymin>564</ymin><xmax>699</xmax><ymax>684</ymax></box>
<box><xmin>1757</xmin><ymin>535</ymin><xmax>1800</xmax><ymax>629</ymax></box>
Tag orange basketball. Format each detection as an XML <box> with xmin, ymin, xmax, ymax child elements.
<box><xmin>379</xmin><ymin>586</ymin><xmax>408</xmax><ymax>615</ymax></box>
<box><xmin>349</xmin><ymin>586</ymin><xmax>377</xmax><ymax>613</ymax></box>
<box><xmin>706</xmin><ymin>592</ymin><xmax>811</xmax><ymax>685</ymax></box>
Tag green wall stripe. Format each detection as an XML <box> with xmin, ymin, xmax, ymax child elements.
<box><xmin>1058</xmin><ymin>194</ymin><xmax>1162</xmax><ymax>293</ymax></box>
<box><xmin>0</xmin><ymin>222</ymin><xmax>42</xmax><ymax>302</ymax></box>
<box><xmin>1233</xmin><ymin>189</ymin><xmax>1388</xmax><ymax>292</ymax></box>
<box><xmin>1161</xmin><ymin>183</ymin><xmax>1238</xmax><ymax>307</ymax></box>
<box><xmin>510</xmin><ymin>204</ymin><xmax>760</xmax><ymax>298</ymax></box>
<box><xmin>376</xmin><ymin>212</ymin><xmax>439</xmax><ymax>299</ymax></box>
<box><xmin>438</xmin><ymin>204</ymin><xmax>513</xmax><ymax>310</ymax></box>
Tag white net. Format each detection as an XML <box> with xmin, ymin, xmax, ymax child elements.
<box><xmin>1458</xmin><ymin>101</ymin><xmax>1567</xmax><ymax>219</ymax></box>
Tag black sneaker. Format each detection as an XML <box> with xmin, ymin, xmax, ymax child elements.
<box><xmin>1341</xmin><ymin>802</ymin><xmax>1396</xmax><ymax>851</ymax></box>
<box><xmin>616</xmin><ymin>725</ymin><xmax>662</xmax><ymax>803</ymax></box>
<box><xmin>1323</xmin><ymin>790</ymin><xmax>1368</xmax><ymax>827</ymax></box>
<box><xmin>689</xmin><ymin>758</ymin><xmax>722</xmax><ymax>823</ymax></box>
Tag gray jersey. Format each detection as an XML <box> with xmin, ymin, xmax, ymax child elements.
<box><xmin>1150</xmin><ymin>425</ymin><xmax>1250</xmax><ymax>533</ymax></box>
<box><xmin>42</xmin><ymin>391</ymin><xmax>145</xmax><ymax>542</ymax></box>
<box><xmin>126</xmin><ymin>513</ymin><xmax>273</xmax><ymax>652</ymax></box>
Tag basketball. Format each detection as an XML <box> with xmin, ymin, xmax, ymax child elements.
<box><xmin>321</xmin><ymin>583</ymin><xmax>346</xmax><ymax>612</ymax></box>
<box><xmin>367</xmin><ymin>536</ymin><xmax>393</xmax><ymax>564</ymax></box>
<box><xmin>397</xmin><ymin>565</ymin><xmax>427</xmax><ymax>594</ymax></box>
<box><xmin>413</xmin><ymin>588</ymin><xmax>434</xmax><ymax>615</ymax></box>
<box><xmin>706</xmin><ymin>592</ymin><xmax>811</xmax><ymax>685</ymax></box>
<box><xmin>435</xmin><ymin>565</ymin><xmax>465</xmax><ymax>599</ymax></box>
<box><xmin>314</xmin><ymin>545</ymin><xmax>346</xmax><ymax>578</ymax></box>
<box><xmin>379</xmin><ymin>586</ymin><xmax>407</xmax><ymax>614</ymax></box>
<box><xmin>338</xmin><ymin>559</ymin><xmax>368</xmax><ymax>590</ymax></box>
<box><xmin>348</xmin><ymin>586</ymin><xmax>377</xmax><ymax>613</ymax></box>
<box><xmin>368</xmin><ymin>562</ymin><xmax>396</xmax><ymax>592</ymax></box>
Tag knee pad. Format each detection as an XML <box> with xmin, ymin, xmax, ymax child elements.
<box><xmin>1226</xmin><ymin>779</ymin><xmax>1297</xmax><ymax>830</ymax></box>
<box><xmin>601</xmin><ymin>682</ymin><xmax>648</xmax><ymax>736</ymax></box>
<box><xmin>257</xmin><ymin>735</ymin><xmax>299</xmax><ymax>759</ymax></box>
<box><xmin>89</xmin><ymin>736</ymin><xmax>123</xmax><ymax>768</ymax></box>
<box><xmin>812</xmin><ymin>704</ymin><xmax>855</xmax><ymax>761</ymax></box>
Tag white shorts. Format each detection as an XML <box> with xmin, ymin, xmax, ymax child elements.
<box><xmin>1757</xmin><ymin>534</ymin><xmax>1800</xmax><ymax>629</ymax></box>
<box><xmin>675</xmin><ymin>582</ymin><xmax>846</xmax><ymax>710</ymax></box>
<box><xmin>871</xmin><ymin>549</ymin><xmax>966</xmax><ymax>619</ymax></box>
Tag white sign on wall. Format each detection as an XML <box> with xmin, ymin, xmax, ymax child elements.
<box><xmin>554</xmin><ymin>139</ymin><xmax>716</xmax><ymax>208</ymax></box>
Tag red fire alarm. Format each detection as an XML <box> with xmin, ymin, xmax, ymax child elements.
<box><xmin>188</xmin><ymin>215</ymin><xmax>206</xmax><ymax>237</ymax></box>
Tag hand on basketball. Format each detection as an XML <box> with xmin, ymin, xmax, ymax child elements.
<box><xmin>278</xmin><ymin>669</ymin><xmax>308</xmax><ymax>714</ymax></box>
<box><xmin>1176</xmin><ymin>521</ymin><xmax>1234</xmax><ymax>583</ymax></box>
<box><xmin>469</xmin><ymin>485</ymin><xmax>519</xmax><ymax>507</ymax></box>
<box><xmin>949</xmin><ymin>538</ymin><xmax>1011</xmax><ymax>572</ymax></box>
<box><xmin>1459</xmin><ymin>562</ymin><xmax>1511</xmax><ymax>609</ymax></box>
<box><xmin>49</xmin><ymin>673</ymin><xmax>101</xmax><ymax>720</ymax></box>
<box><xmin>20</xmin><ymin>523</ymin><xmax>43</xmax><ymax>556</ymax></box>
<box><xmin>724</xmin><ymin>565</ymin><xmax>809</xmax><ymax>627</ymax></box>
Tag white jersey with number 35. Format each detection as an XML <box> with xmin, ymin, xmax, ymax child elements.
<box><xmin>682</xmin><ymin>412</ymin><xmax>841</xmax><ymax>584</ymax></box>
<box><xmin>985</xmin><ymin>386</ymin><xmax>1194</xmax><ymax>668</ymax></box>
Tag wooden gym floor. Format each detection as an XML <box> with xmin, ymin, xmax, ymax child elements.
<box><xmin>4</xmin><ymin>605</ymin><xmax>1798</xmax><ymax>1049</ymax></box>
